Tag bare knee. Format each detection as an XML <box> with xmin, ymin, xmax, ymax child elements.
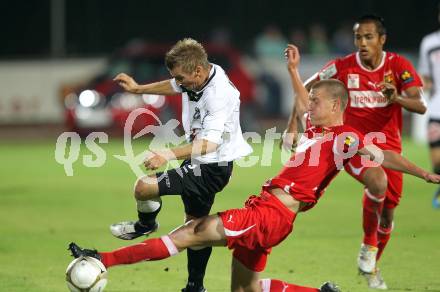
<box><xmin>363</xmin><ymin>168</ymin><xmax>387</xmax><ymax>195</ymax></box>
<box><xmin>168</xmin><ymin>221</ymin><xmax>199</xmax><ymax>250</ymax></box>
<box><xmin>134</xmin><ymin>175</ymin><xmax>159</xmax><ymax>200</ymax></box>
<box><xmin>185</xmin><ymin>214</ymin><xmax>198</xmax><ymax>223</ymax></box>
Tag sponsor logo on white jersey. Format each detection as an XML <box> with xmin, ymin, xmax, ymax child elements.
<box><xmin>350</xmin><ymin>91</ymin><xmax>389</xmax><ymax>108</ymax></box>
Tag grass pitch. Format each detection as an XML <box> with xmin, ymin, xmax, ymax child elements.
<box><xmin>0</xmin><ymin>138</ymin><xmax>439</xmax><ymax>292</ymax></box>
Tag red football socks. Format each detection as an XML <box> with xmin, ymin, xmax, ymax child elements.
<box><xmin>100</xmin><ymin>236</ymin><xmax>179</xmax><ymax>268</ymax></box>
<box><xmin>362</xmin><ymin>189</ymin><xmax>385</xmax><ymax>247</ymax></box>
<box><xmin>260</xmin><ymin>279</ymin><xmax>319</xmax><ymax>292</ymax></box>
<box><xmin>377</xmin><ymin>224</ymin><xmax>393</xmax><ymax>260</ymax></box>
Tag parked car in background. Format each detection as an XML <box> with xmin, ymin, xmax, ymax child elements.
<box><xmin>60</xmin><ymin>41</ymin><xmax>255</xmax><ymax>135</ymax></box>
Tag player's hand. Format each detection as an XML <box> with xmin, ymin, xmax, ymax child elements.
<box><xmin>423</xmin><ymin>172</ymin><xmax>440</xmax><ymax>184</ymax></box>
<box><xmin>279</xmin><ymin>130</ymin><xmax>298</xmax><ymax>152</ymax></box>
<box><xmin>113</xmin><ymin>73</ymin><xmax>139</xmax><ymax>93</ymax></box>
<box><xmin>143</xmin><ymin>151</ymin><xmax>169</xmax><ymax>170</ymax></box>
<box><xmin>284</xmin><ymin>44</ymin><xmax>301</xmax><ymax>73</ymax></box>
<box><xmin>378</xmin><ymin>82</ymin><xmax>398</xmax><ymax>103</ymax></box>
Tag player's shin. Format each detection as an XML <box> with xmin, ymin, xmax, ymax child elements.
<box><xmin>362</xmin><ymin>189</ymin><xmax>385</xmax><ymax>247</ymax></box>
<box><xmin>186</xmin><ymin>246</ymin><xmax>212</xmax><ymax>290</ymax></box>
<box><xmin>377</xmin><ymin>223</ymin><xmax>393</xmax><ymax>261</ymax></box>
<box><xmin>136</xmin><ymin>197</ymin><xmax>162</xmax><ymax>230</ymax></box>
<box><xmin>100</xmin><ymin>235</ymin><xmax>178</xmax><ymax>268</ymax></box>
<box><xmin>259</xmin><ymin>279</ymin><xmax>320</xmax><ymax>292</ymax></box>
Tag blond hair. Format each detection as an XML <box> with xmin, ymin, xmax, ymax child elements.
<box><xmin>312</xmin><ymin>79</ymin><xmax>348</xmax><ymax>110</ymax></box>
<box><xmin>165</xmin><ymin>38</ymin><xmax>210</xmax><ymax>73</ymax></box>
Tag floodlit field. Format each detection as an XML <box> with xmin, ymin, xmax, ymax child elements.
<box><xmin>0</xmin><ymin>138</ymin><xmax>439</xmax><ymax>292</ymax></box>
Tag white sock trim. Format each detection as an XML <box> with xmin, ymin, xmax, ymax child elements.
<box><xmin>161</xmin><ymin>235</ymin><xmax>179</xmax><ymax>256</ymax></box>
<box><xmin>365</xmin><ymin>189</ymin><xmax>385</xmax><ymax>203</ymax></box>
<box><xmin>137</xmin><ymin>197</ymin><xmax>162</xmax><ymax>213</ymax></box>
<box><xmin>259</xmin><ymin>278</ymin><xmax>271</xmax><ymax>292</ymax></box>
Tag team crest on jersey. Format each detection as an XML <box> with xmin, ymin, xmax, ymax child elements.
<box><xmin>344</xmin><ymin>135</ymin><xmax>358</xmax><ymax>148</ymax></box>
<box><xmin>347</xmin><ymin>74</ymin><xmax>359</xmax><ymax>89</ymax></box>
<box><xmin>319</xmin><ymin>63</ymin><xmax>337</xmax><ymax>80</ymax></box>
<box><xmin>400</xmin><ymin>70</ymin><xmax>414</xmax><ymax>84</ymax></box>
<box><xmin>383</xmin><ymin>70</ymin><xmax>394</xmax><ymax>84</ymax></box>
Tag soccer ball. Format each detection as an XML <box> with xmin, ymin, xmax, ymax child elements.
<box><xmin>66</xmin><ymin>256</ymin><xmax>108</xmax><ymax>292</ymax></box>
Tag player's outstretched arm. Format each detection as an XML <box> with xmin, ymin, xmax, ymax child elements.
<box><xmin>358</xmin><ymin>145</ymin><xmax>440</xmax><ymax>183</ymax></box>
<box><xmin>114</xmin><ymin>73</ymin><xmax>179</xmax><ymax>96</ymax></box>
<box><xmin>285</xmin><ymin>44</ymin><xmax>309</xmax><ymax>119</ymax></box>
<box><xmin>280</xmin><ymin>45</ymin><xmax>313</xmax><ymax>151</ymax></box>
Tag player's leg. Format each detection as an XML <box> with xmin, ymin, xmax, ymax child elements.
<box><xmin>375</xmin><ymin>168</ymin><xmax>402</xmax><ymax>263</ymax></box>
<box><xmin>376</xmin><ymin>206</ymin><xmax>394</xmax><ymax>261</ymax></box>
<box><xmin>360</xmin><ymin>168</ymin><xmax>400</xmax><ymax>289</ymax></box>
<box><xmin>69</xmin><ymin>215</ymin><xmax>227</xmax><ymax>268</ymax></box>
<box><xmin>231</xmin><ymin>256</ymin><xmax>262</xmax><ymax>292</ymax></box>
<box><xmin>360</xmin><ymin>167</ymin><xmax>387</xmax><ymax>247</ymax></box>
<box><xmin>231</xmin><ymin>252</ymin><xmax>337</xmax><ymax>292</ymax></box>
<box><xmin>428</xmin><ymin>119</ymin><xmax>440</xmax><ymax>208</ymax></box>
<box><xmin>181</xmin><ymin>161</ymin><xmax>233</xmax><ymax>292</ymax></box>
<box><xmin>184</xmin><ymin>214</ymin><xmax>212</xmax><ymax>292</ymax></box>
<box><xmin>133</xmin><ymin>174</ymin><xmax>162</xmax><ymax>232</ymax></box>
<box><xmin>108</xmin><ymin>173</ymin><xmax>162</xmax><ymax>239</ymax></box>
<box><xmin>345</xmin><ymin>160</ymin><xmax>387</xmax><ymax>273</ymax></box>
<box><xmin>110</xmin><ymin>161</ymin><xmax>189</xmax><ymax>240</ymax></box>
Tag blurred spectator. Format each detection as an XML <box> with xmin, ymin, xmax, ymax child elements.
<box><xmin>253</xmin><ymin>25</ymin><xmax>292</xmax><ymax>118</ymax></box>
<box><xmin>331</xmin><ymin>22</ymin><xmax>355</xmax><ymax>55</ymax></box>
<box><xmin>308</xmin><ymin>23</ymin><xmax>330</xmax><ymax>55</ymax></box>
<box><xmin>289</xmin><ymin>28</ymin><xmax>309</xmax><ymax>53</ymax></box>
<box><xmin>255</xmin><ymin>25</ymin><xmax>287</xmax><ymax>60</ymax></box>
<box><xmin>209</xmin><ymin>26</ymin><xmax>232</xmax><ymax>46</ymax></box>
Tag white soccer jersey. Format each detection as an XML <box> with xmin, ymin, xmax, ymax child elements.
<box><xmin>170</xmin><ymin>63</ymin><xmax>252</xmax><ymax>163</ymax></box>
<box><xmin>419</xmin><ymin>30</ymin><xmax>440</xmax><ymax>119</ymax></box>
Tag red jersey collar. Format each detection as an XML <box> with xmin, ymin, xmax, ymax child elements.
<box><xmin>355</xmin><ymin>51</ymin><xmax>386</xmax><ymax>72</ymax></box>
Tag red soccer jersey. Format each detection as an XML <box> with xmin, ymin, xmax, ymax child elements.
<box><xmin>265</xmin><ymin>124</ymin><xmax>365</xmax><ymax>211</ymax></box>
<box><xmin>317</xmin><ymin>52</ymin><xmax>422</xmax><ymax>152</ymax></box>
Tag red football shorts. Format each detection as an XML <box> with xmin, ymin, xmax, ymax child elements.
<box><xmin>345</xmin><ymin>154</ymin><xmax>403</xmax><ymax>209</ymax></box>
<box><xmin>218</xmin><ymin>190</ymin><xmax>297</xmax><ymax>272</ymax></box>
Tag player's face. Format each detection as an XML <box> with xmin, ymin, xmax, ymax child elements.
<box><xmin>308</xmin><ymin>88</ymin><xmax>335</xmax><ymax>126</ymax></box>
<box><xmin>169</xmin><ymin>66</ymin><xmax>200</xmax><ymax>90</ymax></box>
<box><xmin>353</xmin><ymin>22</ymin><xmax>386</xmax><ymax>63</ymax></box>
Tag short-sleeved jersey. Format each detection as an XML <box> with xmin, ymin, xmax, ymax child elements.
<box><xmin>170</xmin><ymin>63</ymin><xmax>252</xmax><ymax>163</ymax></box>
<box><xmin>317</xmin><ymin>52</ymin><xmax>423</xmax><ymax>152</ymax></box>
<box><xmin>419</xmin><ymin>31</ymin><xmax>440</xmax><ymax>119</ymax></box>
<box><xmin>264</xmin><ymin>124</ymin><xmax>365</xmax><ymax>211</ymax></box>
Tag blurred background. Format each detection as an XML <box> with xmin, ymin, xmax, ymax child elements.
<box><xmin>0</xmin><ymin>0</ymin><xmax>438</xmax><ymax>139</ymax></box>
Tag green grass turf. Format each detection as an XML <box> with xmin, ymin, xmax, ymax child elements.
<box><xmin>0</xmin><ymin>138</ymin><xmax>439</xmax><ymax>292</ymax></box>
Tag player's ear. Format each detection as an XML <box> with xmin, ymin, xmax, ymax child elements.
<box><xmin>194</xmin><ymin>65</ymin><xmax>202</xmax><ymax>77</ymax></box>
<box><xmin>380</xmin><ymin>34</ymin><xmax>386</xmax><ymax>46</ymax></box>
<box><xmin>333</xmin><ymin>99</ymin><xmax>340</xmax><ymax>112</ymax></box>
